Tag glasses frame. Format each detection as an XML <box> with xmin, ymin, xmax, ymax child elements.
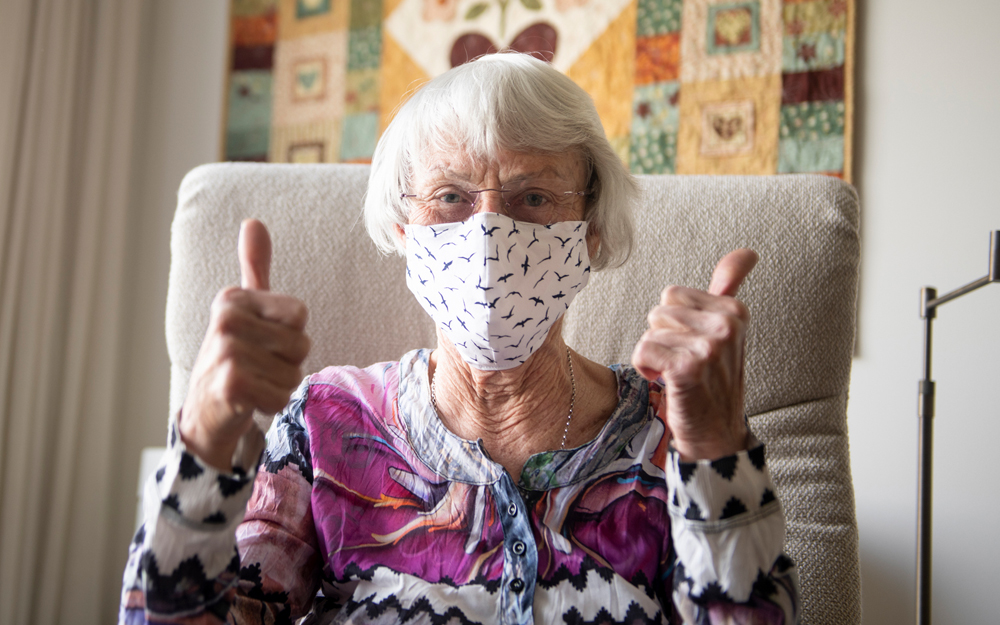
<box><xmin>400</xmin><ymin>186</ymin><xmax>592</xmax><ymax>225</ymax></box>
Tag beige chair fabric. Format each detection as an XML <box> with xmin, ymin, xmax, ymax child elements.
<box><xmin>166</xmin><ymin>163</ymin><xmax>861</xmax><ymax>625</ymax></box>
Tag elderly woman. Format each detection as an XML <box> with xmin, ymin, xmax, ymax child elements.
<box><xmin>121</xmin><ymin>53</ymin><xmax>798</xmax><ymax>624</ymax></box>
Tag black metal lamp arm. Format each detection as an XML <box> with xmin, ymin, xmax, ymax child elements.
<box><xmin>916</xmin><ymin>230</ymin><xmax>999</xmax><ymax>625</ymax></box>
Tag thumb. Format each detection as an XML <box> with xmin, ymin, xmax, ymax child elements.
<box><xmin>707</xmin><ymin>248</ymin><xmax>758</xmax><ymax>297</ymax></box>
<box><xmin>239</xmin><ymin>218</ymin><xmax>271</xmax><ymax>291</ymax></box>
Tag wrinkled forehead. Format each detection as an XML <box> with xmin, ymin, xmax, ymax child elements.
<box><xmin>410</xmin><ymin>144</ymin><xmax>589</xmax><ymax>188</ymax></box>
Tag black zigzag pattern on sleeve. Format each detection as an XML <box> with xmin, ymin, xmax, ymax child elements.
<box><xmin>561</xmin><ymin>601</ymin><xmax>660</xmax><ymax>625</ymax></box>
<box><xmin>761</xmin><ymin>488</ymin><xmax>776</xmax><ymax>506</ymax></box>
<box><xmin>629</xmin><ymin>568</ymin><xmax>656</xmax><ymax>600</ymax></box>
<box><xmin>719</xmin><ymin>496</ymin><xmax>748</xmax><ymax>520</ymax></box>
<box><xmin>672</xmin><ymin>560</ymin><xmax>693</xmax><ymax>591</ymax></box>
<box><xmin>344</xmin><ymin>594</ymin><xmax>480</xmax><ymax>625</ymax></box>
<box><xmin>537</xmin><ymin>556</ymin><xmax>617</xmax><ymax>592</ymax></box>
<box><xmin>202</xmin><ymin>511</ymin><xmax>227</xmax><ymax>525</ymax></box>
<box><xmin>774</xmin><ymin>554</ymin><xmax>795</xmax><ymax>574</ymax></box>
<box><xmin>239</xmin><ymin>563</ymin><xmax>292</xmax><ymax>605</ymax></box>
<box><xmin>678</xmin><ymin>461</ymin><xmax>697</xmax><ymax>484</ymax></box>
<box><xmin>139</xmin><ymin>550</ymin><xmax>239</xmax><ymax>616</ymax></box>
<box><xmin>162</xmin><ymin>493</ymin><xmax>181</xmax><ymax>512</ymax></box>
<box><xmin>752</xmin><ymin>569</ymin><xmax>778</xmax><ymax>599</ymax></box>
<box><xmin>179</xmin><ymin>451</ymin><xmax>204</xmax><ymax>479</ymax></box>
<box><xmin>709</xmin><ymin>455</ymin><xmax>738</xmax><ymax>480</ymax></box>
<box><xmin>684</xmin><ymin>501</ymin><xmax>704</xmax><ymax>521</ymax></box>
<box><xmin>748</xmin><ymin>445</ymin><xmax>766</xmax><ymax>471</ymax></box>
<box><xmin>217</xmin><ymin>472</ymin><xmax>251</xmax><ymax>497</ymax></box>
<box><xmin>689</xmin><ymin>580</ymin><xmax>733</xmax><ymax>605</ymax></box>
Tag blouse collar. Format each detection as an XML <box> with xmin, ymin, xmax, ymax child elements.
<box><xmin>396</xmin><ymin>349</ymin><xmax>654</xmax><ymax>491</ymax></box>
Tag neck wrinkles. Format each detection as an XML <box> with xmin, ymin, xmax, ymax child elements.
<box><xmin>431</xmin><ymin>318</ymin><xmax>573</xmax><ymax>452</ymax></box>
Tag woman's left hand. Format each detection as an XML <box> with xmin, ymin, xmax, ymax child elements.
<box><xmin>631</xmin><ymin>249</ymin><xmax>758</xmax><ymax>461</ymax></box>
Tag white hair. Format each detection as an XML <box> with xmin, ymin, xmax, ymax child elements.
<box><xmin>363</xmin><ymin>52</ymin><xmax>636</xmax><ymax>270</ymax></box>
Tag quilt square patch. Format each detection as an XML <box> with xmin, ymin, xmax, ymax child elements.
<box><xmin>272</xmin><ymin>31</ymin><xmax>347</xmax><ymax>127</ymax></box>
<box><xmin>226</xmin><ymin>70</ymin><xmax>273</xmax><ymax>160</ymax></box>
<box><xmin>296</xmin><ymin>0</ymin><xmax>330</xmax><ymax>19</ymax></box>
<box><xmin>680</xmin><ymin>0</ymin><xmax>782</xmax><ymax>83</ymax></box>
<box><xmin>700</xmin><ymin>99</ymin><xmax>755</xmax><ymax>156</ymax></box>
<box><xmin>706</xmin><ymin>2</ymin><xmax>760</xmax><ymax>55</ymax></box>
<box><xmin>287</xmin><ymin>141</ymin><xmax>325</xmax><ymax>162</ymax></box>
<box><xmin>340</xmin><ymin>112</ymin><xmax>379</xmax><ymax>161</ymax></box>
<box><xmin>292</xmin><ymin>59</ymin><xmax>326</xmax><ymax>100</ymax></box>
<box><xmin>636</xmin><ymin>33</ymin><xmax>681</xmax><ymax>84</ymax></box>
<box><xmin>782</xmin><ymin>31</ymin><xmax>844</xmax><ymax>72</ymax></box>
<box><xmin>778</xmin><ymin>99</ymin><xmax>844</xmax><ymax>172</ymax></box>
<box><xmin>630</xmin><ymin>80</ymin><xmax>680</xmax><ymax>172</ymax></box>
<box><xmin>278</xmin><ymin>0</ymin><xmax>347</xmax><ymax>39</ymax></box>
<box><xmin>637</xmin><ymin>0</ymin><xmax>684</xmax><ymax>37</ymax></box>
<box><xmin>348</xmin><ymin>26</ymin><xmax>382</xmax><ymax>71</ymax></box>
<box><xmin>232</xmin><ymin>11</ymin><xmax>278</xmax><ymax>47</ymax></box>
<box><xmin>676</xmin><ymin>74</ymin><xmax>780</xmax><ymax>174</ymax></box>
<box><xmin>782</xmin><ymin>0</ymin><xmax>848</xmax><ymax>37</ymax></box>
<box><xmin>232</xmin><ymin>45</ymin><xmax>275</xmax><ymax>71</ymax></box>
<box><xmin>782</xmin><ymin>66</ymin><xmax>843</xmax><ymax>103</ymax></box>
<box><xmin>269</xmin><ymin>119</ymin><xmax>341</xmax><ymax>163</ymax></box>
<box><xmin>233</xmin><ymin>0</ymin><xmax>277</xmax><ymax>18</ymax></box>
<box><xmin>345</xmin><ymin>68</ymin><xmax>380</xmax><ymax>114</ymax></box>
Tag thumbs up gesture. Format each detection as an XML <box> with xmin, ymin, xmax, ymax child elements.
<box><xmin>631</xmin><ymin>249</ymin><xmax>758</xmax><ymax>462</ymax></box>
<box><xmin>180</xmin><ymin>219</ymin><xmax>311</xmax><ymax>471</ymax></box>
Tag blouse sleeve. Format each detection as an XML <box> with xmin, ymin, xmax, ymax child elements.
<box><xmin>665</xmin><ymin>437</ymin><xmax>800</xmax><ymax>624</ymax></box>
<box><xmin>119</xmin><ymin>381</ymin><xmax>320</xmax><ymax>624</ymax></box>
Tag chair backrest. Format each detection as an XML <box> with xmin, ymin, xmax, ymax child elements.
<box><xmin>166</xmin><ymin>163</ymin><xmax>861</xmax><ymax>625</ymax></box>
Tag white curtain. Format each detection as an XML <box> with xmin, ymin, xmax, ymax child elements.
<box><xmin>0</xmin><ymin>0</ymin><xmax>145</xmax><ymax>623</ymax></box>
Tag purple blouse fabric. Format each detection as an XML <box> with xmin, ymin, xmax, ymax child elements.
<box><xmin>120</xmin><ymin>349</ymin><xmax>799</xmax><ymax>624</ymax></box>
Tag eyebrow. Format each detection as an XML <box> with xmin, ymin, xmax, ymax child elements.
<box><xmin>435</xmin><ymin>165</ymin><xmax>566</xmax><ymax>185</ymax></box>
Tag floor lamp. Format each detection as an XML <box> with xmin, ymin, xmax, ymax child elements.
<box><xmin>916</xmin><ymin>230</ymin><xmax>999</xmax><ymax>625</ymax></box>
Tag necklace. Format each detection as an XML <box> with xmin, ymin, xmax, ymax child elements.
<box><xmin>431</xmin><ymin>346</ymin><xmax>577</xmax><ymax>450</ymax></box>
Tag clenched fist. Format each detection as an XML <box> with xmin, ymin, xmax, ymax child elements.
<box><xmin>631</xmin><ymin>249</ymin><xmax>757</xmax><ymax>461</ymax></box>
<box><xmin>179</xmin><ymin>219</ymin><xmax>311</xmax><ymax>471</ymax></box>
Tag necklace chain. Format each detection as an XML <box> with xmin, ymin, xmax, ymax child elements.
<box><xmin>430</xmin><ymin>346</ymin><xmax>576</xmax><ymax>450</ymax></box>
<box><xmin>560</xmin><ymin>346</ymin><xmax>576</xmax><ymax>449</ymax></box>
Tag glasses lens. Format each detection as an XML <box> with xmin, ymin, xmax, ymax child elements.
<box><xmin>407</xmin><ymin>181</ymin><xmax>585</xmax><ymax>225</ymax></box>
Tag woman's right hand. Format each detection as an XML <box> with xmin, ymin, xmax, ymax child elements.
<box><xmin>179</xmin><ymin>219</ymin><xmax>311</xmax><ymax>471</ymax></box>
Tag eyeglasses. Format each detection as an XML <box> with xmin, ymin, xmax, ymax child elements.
<box><xmin>401</xmin><ymin>184</ymin><xmax>590</xmax><ymax>225</ymax></box>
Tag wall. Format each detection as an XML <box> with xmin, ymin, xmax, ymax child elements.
<box><xmin>848</xmin><ymin>0</ymin><xmax>1000</xmax><ymax>623</ymax></box>
<box><xmin>112</xmin><ymin>0</ymin><xmax>999</xmax><ymax>623</ymax></box>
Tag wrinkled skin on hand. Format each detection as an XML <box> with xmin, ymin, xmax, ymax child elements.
<box><xmin>180</xmin><ymin>219</ymin><xmax>311</xmax><ymax>471</ymax></box>
<box><xmin>631</xmin><ymin>249</ymin><xmax>758</xmax><ymax>461</ymax></box>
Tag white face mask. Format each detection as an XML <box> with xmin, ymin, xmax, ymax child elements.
<box><xmin>405</xmin><ymin>213</ymin><xmax>591</xmax><ymax>370</ymax></box>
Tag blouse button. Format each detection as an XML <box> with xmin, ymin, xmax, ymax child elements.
<box><xmin>509</xmin><ymin>578</ymin><xmax>525</xmax><ymax>593</ymax></box>
<box><xmin>512</xmin><ymin>540</ymin><xmax>526</xmax><ymax>556</ymax></box>
<box><xmin>507</xmin><ymin>503</ymin><xmax>518</xmax><ymax>517</ymax></box>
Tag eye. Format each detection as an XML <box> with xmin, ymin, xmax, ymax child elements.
<box><xmin>522</xmin><ymin>191</ymin><xmax>549</xmax><ymax>208</ymax></box>
<box><xmin>439</xmin><ymin>192</ymin><xmax>464</xmax><ymax>204</ymax></box>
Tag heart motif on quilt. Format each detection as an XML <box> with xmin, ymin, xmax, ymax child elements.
<box><xmin>712</xmin><ymin>115</ymin><xmax>743</xmax><ymax>140</ymax></box>
<box><xmin>450</xmin><ymin>22</ymin><xmax>558</xmax><ymax>67</ymax></box>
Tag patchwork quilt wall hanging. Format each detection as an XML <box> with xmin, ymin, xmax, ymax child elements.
<box><xmin>224</xmin><ymin>0</ymin><xmax>854</xmax><ymax>180</ymax></box>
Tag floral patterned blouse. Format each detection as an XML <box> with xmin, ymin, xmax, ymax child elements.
<box><xmin>120</xmin><ymin>349</ymin><xmax>799</xmax><ymax>624</ymax></box>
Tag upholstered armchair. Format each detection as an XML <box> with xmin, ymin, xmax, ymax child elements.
<box><xmin>164</xmin><ymin>163</ymin><xmax>861</xmax><ymax>624</ymax></box>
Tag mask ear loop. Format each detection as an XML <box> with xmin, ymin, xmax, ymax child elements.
<box><xmin>582</xmin><ymin>161</ymin><xmax>598</xmax><ymax>221</ymax></box>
